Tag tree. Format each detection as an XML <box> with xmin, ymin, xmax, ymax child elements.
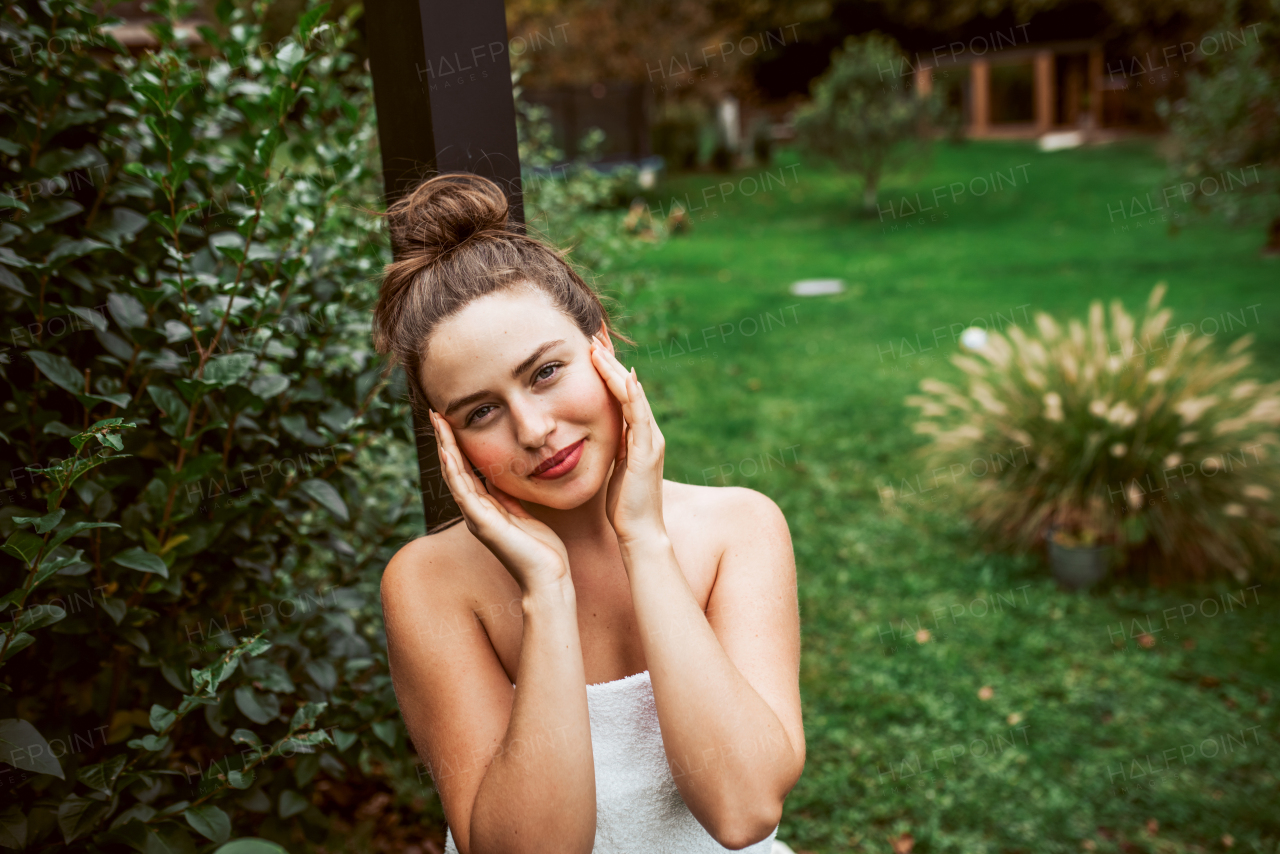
<box><xmin>1158</xmin><ymin>10</ymin><xmax>1280</xmax><ymax>253</ymax></box>
<box><xmin>792</xmin><ymin>32</ymin><xmax>937</xmax><ymax>214</ymax></box>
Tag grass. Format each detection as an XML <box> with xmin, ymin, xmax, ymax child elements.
<box><xmin>614</xmin><ymin>140</ymin><xmax>1279</xmax><ymax>854</ymax></box>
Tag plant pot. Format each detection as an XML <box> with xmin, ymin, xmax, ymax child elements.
<box><xmin>1048</xmin><ymin>539</ymin><xmax>1112</xmax><ymax>591</ymax></box>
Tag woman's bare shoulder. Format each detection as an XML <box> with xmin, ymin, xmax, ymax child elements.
<box><xmin>380</xmin><ymin>520</ymin><xmax>489</xmax><ymax>606</ymax></box>
<box><xmin>662</xmin><ymin>480</ymin><xmax>790</xmax><ymax>545</ymax></box>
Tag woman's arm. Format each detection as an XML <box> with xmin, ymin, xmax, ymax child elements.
<box><xmin>588</xmin><ymin>342</ymin><xmax>804</xmax><ymax>848</ymax></box>
<box><xmin>381</xmin><ymin>413</ymin><xmax>600</xmax><ymax>854</ymax></box>
<box><xmin>624</xmin><ymin>489</ymin><xmax>804</xmax><ymax>850</ymax></box>
<box><xmin>382</xmin><ymin>544</ymin><xmax>597</xmax><ymax>854</ymax></box>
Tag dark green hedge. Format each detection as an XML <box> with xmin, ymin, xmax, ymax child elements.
<box><xmin>0</xmin><ymin>0</ymin><xmax>426</xmax><ymax>849</ymax></box>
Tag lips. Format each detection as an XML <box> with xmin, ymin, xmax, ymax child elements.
<box><xmin>531</xmin><ymin>438</ymin><xmax>586</xmax><ymax>479</ymax></box>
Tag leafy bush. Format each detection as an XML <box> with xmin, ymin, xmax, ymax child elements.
<box><xmin>650</xmin><ymin>98</ymin><xmax>707</xmax><ymax>172</ymax></box>
<box><xmin>1157</xmin><ymin>12</ymin><xmax>1280</xmax><ymax>252</ymax></box>
<box><xmin>906</xmin><ymin>286</ymin><xmax>1280</xmax><ymax>584</ymax></box>
<box><xmin>792</xmin><ymin>32</ymin><xmax>938</xmax><ymax>214</ymax></box>
<box><xmin>0</xmin><ymin>0</ymin><xmax>432</xmax><ymax>849</ymax></box>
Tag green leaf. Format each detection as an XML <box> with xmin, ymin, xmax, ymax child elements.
<box><xmin>12</xmin><ymin>604</ymin><xmax>64</xmax><ymax>632</ymax></box>
<box><xmin>371</xmin><ymin>719</ymin><xmax>397</xmax><ymax>748</ymax></box>
<box><xmin>234</xmin><ymin>686</ymin><xmax>279</xmax><ymax>725</ymax></box>
<box><xmin>78</xmin><ymin>755</ymin><xmax>127</xmax><ymax>796</ymax></box>
<box><xmin>0</xmin><ymin>264</ymin><xmax>29</xmax><ymax>295</ymax></box>
<box><xmin>332</xmin><ymin>728</ymin><xmax>357</xmax><ymax>752</ymax></box>
<box><xmin>29</xmin><ymin>350</ymin><xmax>85</xmax><ymax>395</ymax></box>
<box><xmin>112</xmin><ymin>547</ymin><xmax>169</xmax><ymax>578</ymax></box>
<box><xmin>297</xmin><ymin>479</ymin><xmax>348</xmax><ymax>522</ymax></box>
<box><xmin>0</xmin><ymin>804</ymin><xmax>26</xmax><ymax>849</ymax></box>
<box><xmin>208</xmin><ymin>232</ymin><xmax>246</xmax><ymax>262</ymax></box>
<box><xmin>2</xmin><ymin>530</ymin><xmax>44</xmax><ymax>564</ymax></box>
<box><xmin>294</xmin><ymin>753</ymin><xmax>320</xmax><ymax>788</ymax></box>
<box><xmin>0</xmin><ymin>719</ymin><xmax>65</xmax><ymax>779</ymax></box>
<box><xmin>12</xmin><ymin>509</ymin><xmax>64</xmax><ymax>533</ymax></box>
<box><xmin>174</xmin><ymin>377</ymin><xmax>219</xmax><ymax>404</ymax></box>
<box><xmin>297</xmin><ymin>3</ymin><xmax>330</xmax><ymax>39</ymax></box>
<box><xmin>277</xmin><ymin>789</ymin><xmax>308</xmax><ymax>819</ymax></box>
<box><xmin>113</xmin><ymin>820</ymin><xmax>198</xmax><ymax>854</ymax></box>
<box><xmin>305</xmin><ymin>660</ymin><xmax>337</xmax><ymax>692</ymax></box>
<box><xmin>214</xmin><ymin>839</ymin><xmax>288</xmax><ymax>854</ymax></box>
<box><xmin>24</xmin><ymin>200</ymin><xmax>84</xmax><ymax>232</ymax></box>
<box><xmin>150</xmin><ymin>704</ymin><xmax>176</xmax><ymax>733</ymax></box>
<box><xmin>101</xmin><ymin>597</ymin><xmax>127</xmax><ymax>625</ymax></box>
<box><xmin>183</xmin><ymin>805</ymin><xmax>231</xmax><ymax>844</ymax></box>
<box><xmin>46</xmin><ymin>237</ymin><xmax>108</xmax><ymax>267</ymax></box>
<box><xmin>107</xmin><ymin>292</ymin><xmax>149</xmax><ymax>329</ymax></box>
<box><xmin>249</xmin><ymin>374</ymin><xmax>289</xmax><ymax>399</ymax></box>
<box><xmin>57</xmin><ymin>794</ymin><xmax>110</xmax><ymax>843</ymax></box>
<box><xmin>126</xmin><ymin>734</ymin><xmax>169</xmax><ymax>752</ymax></box>
<box><xmin>1</xmin><ymin>633</ymin><xmax>34</xmax><ymax>661</ymax></box>
<box><xmin>205</xmin><ymin>353</ymin><xmax>255</xmax><ymax>385</ymax></box>
<box><xmin>88</xmin><ymin>207</ymin><xmax>149</xmax><ymax>246</ymax></box>
<box><xmin>230</xmin><ymin>728</ymin><xmax>261</xmax><ymax>747</ymax></box>
<box><xmin>225</xmin><ymin>768</ymin><xmax>255</xmax><ymax>790</ymax></box>
<box><xmin>47</xmin><ymin>521</ymin><xmax>119</xmax><ymax>552</ymax></box>
<box><xmin>118</xmin><ymin>627</ymin><xmax>151</xmax><ymax>653</ymax></box>
<box><xmin>289</xmin><ymin>701</ymin><xmax>326</xmax><ymax>731</ymax></box>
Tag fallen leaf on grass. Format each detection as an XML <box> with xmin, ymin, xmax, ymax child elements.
<box><xmin>891</xmin><ymin>832</ymin><xmax>914</xmax><ymax>853</ymax></box>
<box><xmin>978</xmin><ymin>685</ymin><xmax>994</xmax><ymax>701</ymax></box>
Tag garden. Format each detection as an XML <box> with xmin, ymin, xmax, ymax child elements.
<box><xmin>1</xmin><ymin>0</ymin><xmax>1277</xmax><ymax>852</ymax></box>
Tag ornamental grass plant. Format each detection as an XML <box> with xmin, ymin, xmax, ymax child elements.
<box><xmin>907</xmin><ymin>285</ymin><xmax>1280</xmax><ymax>584</ymax></box>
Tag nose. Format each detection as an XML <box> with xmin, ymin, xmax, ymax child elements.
<box><xmin>508</xmin><ymin>392</ymin><xmax>556</xmax><ymax>452</ymax></box>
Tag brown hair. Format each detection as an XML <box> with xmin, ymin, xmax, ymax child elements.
<box><xmin>372</xmin><ymin>172</ymin><xmax>630</xmax><ymax>424</ymax></box>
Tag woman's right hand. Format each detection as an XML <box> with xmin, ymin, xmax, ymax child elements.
<box><xmin>429</xmin><ymin>410</ymin><xmax>571</xmax><ymax>595</ymax></box>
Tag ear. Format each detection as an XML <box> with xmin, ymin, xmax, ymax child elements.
<box><xmin>593</xmin><ymin>322</ymin><xmax>615</xmax><ymax>356</ymax></box>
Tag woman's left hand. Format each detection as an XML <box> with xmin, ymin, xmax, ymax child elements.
<box><xmin>590</xmin><ymin>336</ymin><xmax>666</xmax><ymax>546</ymax></box>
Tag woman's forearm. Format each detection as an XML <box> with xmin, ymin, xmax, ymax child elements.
<box><xmin>622</xmin><ymin>534</ymin><xmax>799</xmax><ymax>848</ymax></box>
<box><xmin>467</xmin><ymin>577</ymin><xmax>596</xmax><ymax>854</ymax></box>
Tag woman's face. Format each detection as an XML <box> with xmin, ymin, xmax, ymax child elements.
<box><xmin>420</xmin><ymin>287</ymin><xmax>623</xmax><ymax>509</ymax></box>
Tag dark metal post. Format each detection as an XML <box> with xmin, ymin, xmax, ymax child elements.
<box><xmin>365</xmin><ymin>0</ymin><xmax>524</xmax><ymax>530</ymax></box>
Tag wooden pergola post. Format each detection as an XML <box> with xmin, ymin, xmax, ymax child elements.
<box><xmin>365</xmin><ymin>0</ymin><xmax>525</xmax><ymax>529</ymax></box>
<box><xmin>915</xmin><ymin>65</ymin><xmax>933</xmax><ymax>97</ymax></box>
<box><xmin>969</xmin><ymin>59</ymin><xmax>990</xmax><ymax>137</ymax></box>
<box><xmin>1088</xmin><ymin>47</ymin><xmax>1104</xmax><ymax>129</ymax></box>
<box><xmin>1034</xmin><ymin>49</ymin><xmax>1054</xmax><ymax>133</ymax></box>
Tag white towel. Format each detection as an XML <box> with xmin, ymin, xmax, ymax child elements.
<box><xmin>442</xmin><ymin>670</ymin><xmax>782</xmax><ymax>853</ymax></box>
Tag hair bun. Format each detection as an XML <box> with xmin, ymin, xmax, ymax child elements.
<box><xmin>387</xmin><ymin>172</ymin><xmax>511</xmax><ymax>266</ymax></box>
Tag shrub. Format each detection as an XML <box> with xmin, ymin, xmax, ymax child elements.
<box><xmin>0</xmin><ymin>0</ymin><xmax>425</xmax><ymax>849</ymax></box>
<box><xmin>650</xmin><ymin>98</ymin><xmax>706</xmax><ymax>172</ymax></box>
<box><xmin>906</xmin><ymin>285</ymin><xmax>1280</xmax><ymax>584</ymax></box>
<box><xmin>792</xmin><ymin>32</ymin><xmax>938</xmax><ymax>214</ymax></box>
<box><xmin>1157</xmin><ymin>13</ymin><xmax>1280</xmax><ymax>252</ymax></box>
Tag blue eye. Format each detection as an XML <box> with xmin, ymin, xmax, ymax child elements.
<box><xmin>535</xmin><ymin>362</ymin><xmax>562</xmax><ymax>382</ymax></box>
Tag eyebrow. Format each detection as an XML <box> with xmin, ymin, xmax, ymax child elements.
<box><xmin>442</xmin><ymin>339</ymin><xmax>567</xmax><ymax>418</ymax></box>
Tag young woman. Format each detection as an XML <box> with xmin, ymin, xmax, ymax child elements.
<box><xmin>375</xmin><ymin>173</ymin><xmax>804</xmax><ymax>854</ymax></box>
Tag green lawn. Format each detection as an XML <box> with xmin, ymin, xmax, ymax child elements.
<box><xmin>616</xmin><ymin>140</ymin><xmax>1279</xmax><ymax>854</ymax></box>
